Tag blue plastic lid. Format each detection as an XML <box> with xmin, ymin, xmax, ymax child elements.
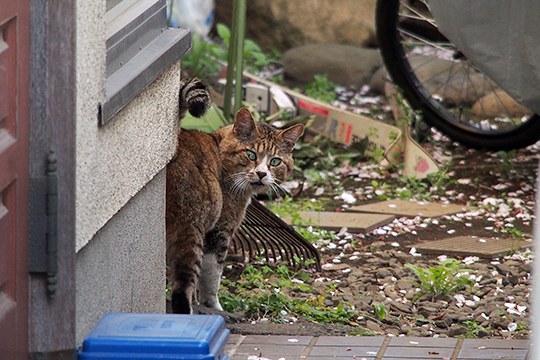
<box><xmin>78</xmin><ymin>313</ymin><xmax>229</xmax><ymax>360</ymax></box>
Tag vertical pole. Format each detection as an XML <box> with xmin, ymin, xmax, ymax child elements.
<box><xmin>233</xmin><ymin>0</ymin><xmax>246</xmax><ymax>115</ymax></box>
<box><xmin>222</xmin><ymin>0</ymin><xmax>238</xmax><ymax>121</ymax></box>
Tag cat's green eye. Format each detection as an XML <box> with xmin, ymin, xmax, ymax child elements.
<box><xmin>246</xmin><ymin>150</ymin><xmax>257</xmax><ymax>161</ymax></box>
<box><xmin>269</xmin><ymin>157</ymin><xmax>282</xmax><ymax>166</ymax></box>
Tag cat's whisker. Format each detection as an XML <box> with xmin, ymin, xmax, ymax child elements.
<box><xmin>229</xmin><ymin>176</ymin><xmax>250</xmax><ymax>198</ymax></box>
<box><xmin>225</xmin><ymin>171</ymin><xmax>246</xmax><ymax>183</ymax></box>
<box><xmin>268</xmin><ymin>183</ymin><xmax>281</xmax><ymax>198</ymax></box>
<box><xmin>267</xmin><ymin>181</ymin><xmax>286</xmax><ymax>199</ymax></box>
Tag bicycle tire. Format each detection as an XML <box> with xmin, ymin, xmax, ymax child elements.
<box><xmin>376</xmin><ymin>0</ymin><xmax>540</xmax><ymax>150</ymax></box>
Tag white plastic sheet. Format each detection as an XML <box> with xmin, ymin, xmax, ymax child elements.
<box><xmin>166</xmin><ymin>0</ymin><xmax>215</xmax><ymax>38</ymax></box>
<box><xmin>429</xmin><ymin>1</ymin><xmax>540</xmax><ymax>114</ymax></box>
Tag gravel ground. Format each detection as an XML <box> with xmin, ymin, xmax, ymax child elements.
<box><xmin>222</xmin><ymin>90</ymin><xmax>538</xmax><ymax>340</ymax></box>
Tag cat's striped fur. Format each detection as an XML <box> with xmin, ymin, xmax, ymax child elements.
<box><xmin>167</xmin><ymin>79</ymin><xmax>304</xmax><ymax>314</ymax></box>
<box><xmin>178</xmin><ymin>77</ymin><xmax>211</xmax><ymax>119</ymax></box>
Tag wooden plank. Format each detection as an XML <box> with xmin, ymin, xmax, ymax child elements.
<box><xmin>283</xmin><ymin>211</ymin><xmax>395</xmax><ymax>233</ymax></box>
<box><xmin>413</xmin><ymin>236</ymin><xmax>532</xmax><ymax>258</ymax></box>
<box><xmin>349</xmin><ymin>199</ymin><xmax>466</xmax><ymax>218</ymax></box>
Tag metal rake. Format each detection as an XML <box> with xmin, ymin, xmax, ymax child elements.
<box><xmin>230</xmin><ymin>199</ymin><xmax>321</xmax><ymax>271</ymax></box>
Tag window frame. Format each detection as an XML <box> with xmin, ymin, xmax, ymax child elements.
<box><xmin>99</xmin><ymin>0</ymin><xmax>191</xmax><ymax>125</ymax></box>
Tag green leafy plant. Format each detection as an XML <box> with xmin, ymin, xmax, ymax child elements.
<box><xmin>370</xmin><ymin>168</ymin><xmax>455</xmax><ymax>201</ymax></box>
<box><xmin>463</xmin><ymin>320</ymin><xmax>488</xmax><ymax>338</ymax></box>
<box><xmin>266</xmin><ymin>196</ymin><xmax>323</xmax><ymax>224</ymax></box>
<box><xmin>293</xmin><ymin>134</ymin><xmax>367</xmax><ymax>174</ymax></box>
<box><xmin>372</xmin><ymin>303</ymin><xmax>387</xmax><ymax>321</ymax></box>
<box><xmin>405</xmin><ymin>258</ymin><xmax>474</xmax><ymax>299</ymax></box>
<box><xmin>496</xmin><ymin>150</ymin><xmax>517</xmax><ymax>176</ymax></box>
<box><xmin>304</xmin><ymin>74</ymin><xmax>337</xmax><ymax>103</ymax></box>
<box><xmin>181</xmin><ymin>23</ymin><xmax>278</xmax><ymax>78</ymax></box>
<box><xmin>266</xmin><ymin>196</ymin><xmax>336</xmax><ymax>244</ymax></box>
<box><xmin>181</xmin><ymin>34</ymin><xmax>223</xmax><ymax>78</ymax></box>
<box><xmin>503</xmin><ymin>226</ymin><xmax>526</xmax><ymax>254</ymax></box>
<box><xmin>220</xmin><ymin>264</ymin><xmax>360</xmax><ymax>325</ymax></box>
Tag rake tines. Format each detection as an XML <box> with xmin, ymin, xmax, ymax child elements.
<box><xmin>230</xmin><ymin>199</ymin><xmax>321</xmax><ymax>271</ymax></box>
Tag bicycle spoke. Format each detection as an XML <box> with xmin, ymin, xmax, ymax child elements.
<box><xmin>376</xmin><ymin>0</ymin><xmax>540</xmax><ymax>148</ymax></box>
<box><xmin>397</xmin><ymin>27</ymin><xmax>454</xmax><ymax>55</ymax></box>
<box><xmin>399</xmin><ymin>2</ymin><xmax>437</xmax><ymax>27</ymax></box>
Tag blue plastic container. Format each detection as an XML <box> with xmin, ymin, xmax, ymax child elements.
<box><xmin>78</xmin><ymin>313</ymin><xmax>230</xmax><ymax>360</ymax></box>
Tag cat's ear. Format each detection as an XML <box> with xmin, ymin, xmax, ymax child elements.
<box><xmin>278</xmin><ymin>123</ymin><xmax>305</xmax><ymax>152</ymax></box>
<box><xmin>233</xmin><ymin>107</ymin><xmax>256</xmax><ymax>141</ymax></box>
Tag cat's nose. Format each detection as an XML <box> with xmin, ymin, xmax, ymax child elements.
<box><xmin>256</xmin><ymin>171</ymin><xmax>267</xmax><ymax>179</ymax></box>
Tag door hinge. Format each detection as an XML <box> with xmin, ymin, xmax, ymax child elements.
<box><xmin>29</xmin><ymin>151</ymin><xmax>58</xmax><ymax>298</ymax></box>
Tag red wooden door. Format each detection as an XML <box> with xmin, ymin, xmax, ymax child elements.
<box><xmin>0</xmin><ymin>0</ymin><xmax>30</xmax><ymax>359</ymax></box>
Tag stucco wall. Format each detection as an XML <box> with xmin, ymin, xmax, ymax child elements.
<box><xmin>76</xmin><ymin>169</ymin><xmax>167</xmax><ymax>344</ymax></box>
<box><xmin>75</xmin><ymin>0</ymin><xmax>179</xmax><ymax>252</ymax></box>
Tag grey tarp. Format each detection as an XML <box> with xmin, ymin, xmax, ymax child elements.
<box><xmin>429</xmin><ymin>1</ymin><xmax>540</xmax><ymax>114</ymax></box>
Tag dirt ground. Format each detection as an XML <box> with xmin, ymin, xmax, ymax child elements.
<box><xmin>222</xmin><ymin>127</ymin><xmax>538</xmax><ymax>339</ymax></box>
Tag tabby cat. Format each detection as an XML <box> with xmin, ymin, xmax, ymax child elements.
<box><xmin>166</xmin><ymin>78</ymin><xmax>304</xmax><ymax>314</ymax></box>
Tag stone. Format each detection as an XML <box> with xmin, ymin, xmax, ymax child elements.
<box><xmin>215</xmin><ymin>0</ymin><xmax>377</xmax><ymax>51</ymax></box>
<box><xmin>396</xmin><ymin>279</ymin><xmax>413</xmax><ymax>290</ymax></box>
<box><xmin>385</xmin><ymin>326</ymin><xmax>401</xmax><ymax>336</ymax></box>
<box><xmin>281</xmin><ymin>44</ymin><xmax>383</xmax><ymax>87</ymax></box>
<box><xmin>323</xmin><ymin>263</ymin><xmax>350</xmax><ymax>271</ymax></box>
<box><xmin>418</xmin><ymin>306</ymin><xmax>439</xmax><ymax>318</ymax></box>
<box><xmin>376</xmin><ymin>268</ymin><xmax>393</xmax><ymax>278</ymax></box>
<box><xmin>366</xmin><ymin>319</ymin><xmax>383</xmax><ymax>333</ymax></box>
<box><xmin>369</xmin><ymin>65</ymin><xmax>388</xmax><ymax>94</ymax></box>
<box><xmin>384</xmin><ymin>287</ymin><xmax>399</xmax><ymax>300</ymax></box>
<box><xmin>370</xmin><ymin>240</ymin><xmax>387</xmax><ymax>249</ymax></box>
<box><xmin>390</xmin><ymin>301</ymin><xmax>413</xmax><ymax>314</ymax></box>
<box><xmin>448</xmin><ymin>325</ymin><xmax>467</xmax><ymax>337</ymax></box>
<box><xmin>366</xmin><ymin>284</ymin><xmax>379</xmax><ymax>292</ymax></box>
<box><xmin>495</xmin><ymin>263</ymin><xmax>515</xmax><ymax>276</ymax></box>
<box><xmin>471</xmin><ymin>89</ymin><xmax>533</xmax><ymax>117</ymax></box>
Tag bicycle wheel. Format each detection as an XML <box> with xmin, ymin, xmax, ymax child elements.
<box><xmin>376</xmin><ymin>0</ymin><xmax>540</xmax><ymax>150</ymax></box>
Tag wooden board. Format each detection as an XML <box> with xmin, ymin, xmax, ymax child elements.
<box><xmin>350</xmin><ymin>200</ymin><xmax>466</xmax><ymax>218</ymax></box>
<box><xmin>283</xmin><ymin>211</ymin><xmax>395</xmax><ymax>233</ymax></box>
<box><xmin>413</xmin><ymin>235</ymin><xmax>532</xmax><ymax>258</ymax></box>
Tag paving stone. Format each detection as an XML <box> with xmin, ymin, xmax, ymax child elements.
<box><xmin>226</xmin><ymin>335</ymin><xmax>530</xmax><ymax>360</ymax></box>
<box><xmin>283</xmin><ymin>211</ymin><xmax>395</xmax><ymax>232</ymax></box>
<box><xmin>461</xmin><ymin>338</ymin><xmax>529</xmax><ymax>349</ymax></box>
<box><xmin>308</xmin><ymin>345</ymin><xmax>380</xmax><ymax>358</ymax></box>
<box><xmin>383</xmin><ymin>337</ymin><xmax>457</xmax><ymax>359</ymax></box>
<box><xmin>349</xmin><ymin>199</ymin><xmax>466</xmax><ymax>217</ymax></box>
<box><xmin>235</xmin><ymin>344</ymin><xmax>306</xmax><ymax>357</ymax></box>
<box><xmin>458</xmin><ymin>347</ymin><xmax>528</xmax><ymax>359</ymax></box>
<box><xmin>313</xmin><ymin>336</ymin><xmax>387</xmax><ymax>347</ymax></box>
<box><xmin>388</xmin><ymin>336</ymin><xmax>458</xmax><ymax>347</ymax></box>
<box><xmin>241</xmin><ymin>335</ymin><xmax>312</xmax><ymax>345</ymax></box>
<box><xmin>412</xmin><ymin>235</ymin><xmax>533</xmax><ymax>258</ymax></box>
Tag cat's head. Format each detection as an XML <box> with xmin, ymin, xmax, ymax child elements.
<box><xmin>219</xmin><ymin>108</ymin><xmax>304</xmax><ymax>197</ymax></box>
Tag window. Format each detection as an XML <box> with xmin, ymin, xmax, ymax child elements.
<box><xmin>99</xmin><ymin>0</ymin><xmax>191</xmax><ymax>125</ymax></box>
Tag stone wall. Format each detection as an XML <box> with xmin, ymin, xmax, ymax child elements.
<box><xmin>215</xmin><ymin>0</ymin><xmax>377</xmax><ymax>51</ymax></box>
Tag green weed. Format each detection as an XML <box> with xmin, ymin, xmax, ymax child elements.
<box><xmin>304</xmin><ymin>74</ymin><xmax>337</xmax><ymax>103</ymax></box>
<box><xmin>462</xmin><ymin>320</ymin><xmax>488</xmax><ymax>338</ymax></box>
<box><xmin>220</xmin><ymin>264</ymin><xmax>360</xmax><ymax>325</ymax></box>
<box><xmin>181</xmin><ymin>23</ymin><xmax>277</xmax><ymax>78</ymax></box>
<box><xmin>372</xmin><ymin>303</ymin><xmax>388</xmax><ymax>321</ymax></box>
<box><xmin>266</xmin><ymin>196</ymin><xmax>336</xmax><ymax>244</ymax></box>
<box><xmin>496</xmin><ymin>150</ymin><xmax>517</xmax><ymax>176</ymax></box>
<box><xmin>405</xmin><ymin>258</ymin><xmax>474</xmax><ymax>299</ymax></box>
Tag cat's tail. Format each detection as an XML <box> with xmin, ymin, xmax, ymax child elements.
<box><xmin>179</xmin><ymin>77</ymin><xmax>211</xmax><ymax>119</ymax></box>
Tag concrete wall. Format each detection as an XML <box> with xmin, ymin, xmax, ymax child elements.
<box><xmin>75</xmin><ymin>0</ymin><xmax>179</xmax><ymax>343</ymax></box>
<box><xmin>75</xmin><ymin>0</ymin><xmax>179</xmax><ymax>252</ymax></box>
<box><xmin>76</xmin><ymin>169</ymin><xmax>167</xmax><ymax>344</ymax></box>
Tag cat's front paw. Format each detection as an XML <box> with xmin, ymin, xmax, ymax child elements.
<box><xmin>200</xmin><ymin>295</ymin><xmax>223</xmax><ymax>311</ymax></box>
